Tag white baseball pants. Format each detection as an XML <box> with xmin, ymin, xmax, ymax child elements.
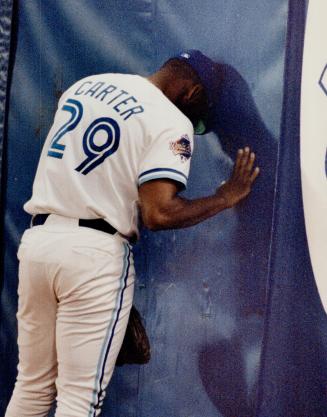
<box><xmin>5</xmin><ymin>214</ymin><xmax>135</xmax><ymax>417</ymax></box>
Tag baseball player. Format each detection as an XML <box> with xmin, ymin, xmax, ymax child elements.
<box><xmin>5</xmin><ymin>50</ymin><xmax>259</xmax><ymax>417</ymax></box>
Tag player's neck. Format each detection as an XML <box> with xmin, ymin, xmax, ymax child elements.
<box><xmin>146</xmin><ymin>73</ymin><xmax>183</xmax><ymax>105</ymax></box>
<box><xmin>146</xmin><ymin>73</ymin><xmax>167</xmax><ymax>93</ymax></box>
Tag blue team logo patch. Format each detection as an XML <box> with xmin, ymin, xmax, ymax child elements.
<box><xmin>170</xmin><ymin>134</ymin><xmax>192</xmax><ymax>162</ymax></box>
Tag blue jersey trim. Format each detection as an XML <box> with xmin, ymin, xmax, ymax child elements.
<box><xmin>139</xmin><ymin>167</ymin><xmax>188</xmax><ymax>181</ymax></box>
<box><xmin>138</xmin><ymin>168</ymin><xmax>188</xmax><ymax>187</ymax></box>
<box><xmin>89</xmin><ymin>243</ymin><xmax>131</xmax><ymax>416</ymax></box>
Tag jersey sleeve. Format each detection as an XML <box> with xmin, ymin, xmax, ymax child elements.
<box><xmin>138</xmin><ymin>125</ymin><xmax>194</xmax><ymax>189</ymax></box>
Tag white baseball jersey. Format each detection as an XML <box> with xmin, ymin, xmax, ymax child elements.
<box><xmin>24</xmin><ymin>73</ymin><xmax>194</xmax><ymax>237</ymax></box>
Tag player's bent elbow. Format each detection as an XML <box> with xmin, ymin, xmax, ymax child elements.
<box><xmin>142</xmin><ymin>210</ymin><xmax>171</xmax><ymax>231</ymax></box>
<box><xmin>143</xmin><ymin>216</ymin><xmax>165</xmax><ymax>231</ymax></box>
<box><xmin>145</xmin><ymin>221</ymin><xmax>162</xmax><ymax>231</ymax></box>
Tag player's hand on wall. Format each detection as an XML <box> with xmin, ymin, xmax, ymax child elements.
<box><xmin>217</xmin><ymin>147</ymin><xmax>260</xmax><ymax>208</ymax></box>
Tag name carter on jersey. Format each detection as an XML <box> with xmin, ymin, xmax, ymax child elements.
<box><xmin>74</xmin><ymin>79</ymin><xmax>145</xmax><ymax>121</ymax></box>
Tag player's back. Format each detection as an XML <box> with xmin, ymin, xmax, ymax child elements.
<box><xmin>24</xmin><ymin>73</ymin><xmax>193</xmax><ymax>237</ymax></box>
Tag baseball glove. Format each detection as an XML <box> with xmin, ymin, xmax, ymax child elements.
<box><xmin>116</xmin><ymin>305</ymin><xmax>151</xmax><ymax>366</ymax></box>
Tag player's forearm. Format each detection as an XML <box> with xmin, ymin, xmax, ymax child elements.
<box><xmin>139</xmin><ymin>148</ymin><xmax>260</xmax><ymax>231</ymax></box>
<box><xmin>142</xmin><ymin>192</ymin><xmax>229</xmax><ymax>230</ymax></box>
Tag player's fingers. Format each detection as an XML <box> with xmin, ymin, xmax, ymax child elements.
<box><xmin>233</xmin><ymin>148</ymin><xmax>244</xmax><ymax>174</ymax></box>
<box><xmin>249</xmin><ymin>166</ymin><xmax>260</xmax><ymax>183</ymax></box>
<box><xmin>244</xmin><ymin>152</ymin><xmax>256</xmax><ymax>175</ymax></box>
<box><xmin>238</xmin><ymin>147</ymin><xmax>250</xmax><ymax>176</ymax></box>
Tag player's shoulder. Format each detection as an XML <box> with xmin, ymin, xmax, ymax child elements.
<box><xmin>149</xmin><ymin>99</ymin><xmax>194</xmax><ymax>137</ymax></box>
<box><xmin>135</xmin><ymin>78</ymin><xmax>193</xmax><ymax>132</ymax></box>
<box><xmin>117</xmin><ymin>74</ymin><xmax>194</xmax><ymax>135</ymax></box>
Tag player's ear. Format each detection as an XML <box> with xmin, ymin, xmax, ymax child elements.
<box><xmin>184</xmin><ymin>83</ymin><xmax>204</xmax><ymax>103</ymax></box>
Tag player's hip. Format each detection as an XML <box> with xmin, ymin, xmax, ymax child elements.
<box><xmin>17</xmin><ymin>224</ymin><xmax>135</xmax><ymax>303</ymax></box>
<box><xmin>18</xmin><ymin>215</ymin><xmax>134</xmax><ymax>277</ymax></box>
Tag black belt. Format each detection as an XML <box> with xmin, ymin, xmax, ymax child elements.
<box><xmin>32</xmin><ymin>214</ymin><xmax>117</xmax><ymax>235</ymax></box>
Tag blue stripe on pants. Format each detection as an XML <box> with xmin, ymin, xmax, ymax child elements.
<box><xmin>88</xmin><ymin>242</ymin><xmax>131</xmax><ymax>416</ymax></box>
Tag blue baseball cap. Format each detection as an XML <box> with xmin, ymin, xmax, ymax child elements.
<box><xmin>175</xmin><ymin>50</ymin><xmax>218</xmax><ymax>134</ymax></box>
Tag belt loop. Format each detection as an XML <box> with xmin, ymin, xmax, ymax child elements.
<box><xmin>32</xmin><ymin>214</ymin><xmax>50</xmax><ymax>227</ymax></box>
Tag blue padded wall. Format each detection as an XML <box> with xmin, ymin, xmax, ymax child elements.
<box><xmin>256</xmin><ymin>2</ymin><xmax>327</xmax><ymax>416</ymax></box>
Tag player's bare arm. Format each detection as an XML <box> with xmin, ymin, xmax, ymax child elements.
<box><xmin>139</xmin><ymin>146</ymin><xmax>260</xmax><ymax>230</ymax></box>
